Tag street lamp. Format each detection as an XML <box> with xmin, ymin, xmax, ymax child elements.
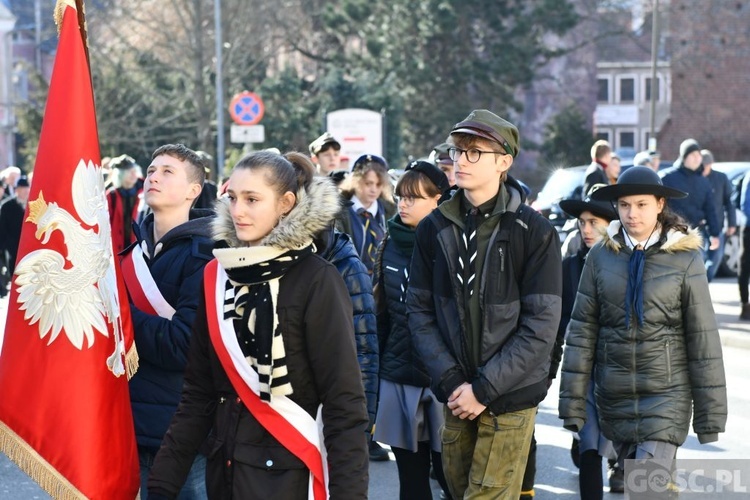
<box><xmin>214</xmin><ymin>0</ymin><xmax>225</xmax><ymax>180</ymax></box>
<box><xmin>649</xmin><ymin>0</ymin><xmax>659</xmax><ymax>151</ymax></box>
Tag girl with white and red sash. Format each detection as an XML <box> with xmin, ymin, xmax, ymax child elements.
<box><xmin>148</xmin><ymin>151</ymin><xmax>369</xmax><ymax>499</ymax></box>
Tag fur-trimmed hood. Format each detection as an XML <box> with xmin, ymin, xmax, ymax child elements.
<box><xmin>212</xmin><ymin>177</ymin><xmax>341</xmax><ymax>250</ymax></box>
<box><xmin>602</xmin><ymin>220</ymin><xmax>703</xmax><ymax>253</ymax></box>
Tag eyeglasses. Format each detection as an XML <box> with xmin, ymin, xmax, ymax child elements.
<box><xmin>447</xmin><ymin>147</ymin><xmax>503</xmax><ymax>164</ymax></box>
<box><xmin>397</xmin><ymin>195</ymin><xmax>426</xmax><ymax>207</ymax></box>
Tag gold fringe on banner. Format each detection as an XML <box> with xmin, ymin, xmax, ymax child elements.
<box><xmin>126</xmin><ymin>342</ymin><xmax>140</xmax><ymax>380</ymax></box>
<box><xmin>53</xmin><ymin>0</ymin><xmax>77</xmax><ymax>34</ymax></box>
<box><xmin>0</xmin><ymin>421</ymin><xmax>85</xmax><ymax>499</ymax></box>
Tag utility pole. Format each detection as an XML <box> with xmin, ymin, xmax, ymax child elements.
<box><xmin>34</xmin><ymin>0</ymin><xmax>42</xmax><ymax>74</ymax></box>
<box><xmin>649</xmin><ymin>0</ymin><xmax>660</xmax><ymax>151</ymax></box>
<box><xmin>214</xmin><ymin>0</ymin><xmax>225</xmax><ymax>180</ymax></box>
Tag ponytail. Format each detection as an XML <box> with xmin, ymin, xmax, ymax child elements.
<box><xmin>283</xmin><ymin>151</ymin><xmax>315</xmax><ymax>192</ymax></box>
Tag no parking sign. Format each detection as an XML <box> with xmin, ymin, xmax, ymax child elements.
<box><xmin>229</xmin><ymin>91</ymin><xmax>265</xmax><ymax>125</ymax></box>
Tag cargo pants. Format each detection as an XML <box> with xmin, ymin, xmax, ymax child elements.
<box><xmin>441</xmin><ymin>406</ymin><xmax>536</xmax><ymax>499</ymax></box>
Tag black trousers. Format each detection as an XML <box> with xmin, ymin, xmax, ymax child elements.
<box><xmin>391</xmin><ymin>443</ymin><xmax>451</xmax><ymax>500</ymax></box>
<box><xmin>738</xmin><ymin>225</ymin><xmax>750</xmax><ymax>303</ymax></box>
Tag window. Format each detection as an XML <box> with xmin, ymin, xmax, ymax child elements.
<box><xmin>645</xmin><ymin>77</ymin><xmax>660</xmax><ymax>102</ymax></box>
<box><xmin>597</xmin><ymin>78</ymin><xmax>609</xmax><ymax>102</ymax></box>
<box><xmin>619</xmin><ymin>131</ymin><xmax>635</xmax><ymax>148</ymax></box>
<box><xmin>619</xmin><ymin>78</ymin><xmax>635</xmax><ymax>102</ymax></box>
<box><xmin>596</xmin><ymin>130</ymin><xmax>611</xmax><ymax>143</ymax></box>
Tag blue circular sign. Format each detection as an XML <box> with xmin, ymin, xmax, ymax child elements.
<box><xmin>229</xmin><ymin>91</ymin><xmax>265</xmax><ymax>125</ymax></box>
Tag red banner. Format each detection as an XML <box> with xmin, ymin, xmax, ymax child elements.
<box><xmin>0</xmin><ymin>1</ymin><xmax>139</xmax><ymax>498</ymax></box>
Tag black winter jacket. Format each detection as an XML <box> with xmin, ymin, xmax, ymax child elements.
<box><xmin>406</xmin><ymin>178</ymin><xmax>562</xmax><ymax>415</ymax></box>
<box><xmin>0</xmin><ymin>196</ymin><xmax>25</xmax><ymax>273</ymax></box>
<box><xmin>705</xmin><ymin>168</ymin><xmax>737</xmax><ymax>228</ymax></box>
<box><xmin>126</xmin><ymin>209</ymin><xmax>215</xmax><ymax>451</ymax></box>
<box><xmin>549</xmin><ymin>248</ymin><xmax>587</xmax><ymax>380</ymax></box>
<box><xmin>582</xmin><ymin>161</ymin><xmax>609</xmax><ymax>199</ymax></box>
<box><xmin>375</xmin><ymin>221</ymin><xmax>431</xmax><ymax>387</ymax></box>
<box><xmin>314</xmin><ymin>226</ymin><xmax>379</xmax><ymax>426</ymax></box>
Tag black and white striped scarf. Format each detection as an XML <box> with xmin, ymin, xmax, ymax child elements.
<box><xmin>214</xmin><ymin>244</ymin><xmax>313</xmax><ymax>402</ymax></box>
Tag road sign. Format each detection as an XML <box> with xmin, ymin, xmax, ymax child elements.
<box><xmin>229</xmin><ymin>91</ymin><xmax>265</xmax><ymax>125</ymax></box>
<box><xmin>327</xmin><ymin>108</ymin><xmax>383</xmax><ymax>160</ymax></box>
<box><xmin>230</xmin><ymin>124</ymin><xmax>265</xmax><ymax>144</ymax></box>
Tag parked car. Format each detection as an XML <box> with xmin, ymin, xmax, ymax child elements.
<box><xmin>531</xmin><ymin>165</ymin><xmax>587</xmax><ymax>241</ymax></box>
<box><xmin>711</xmin><ymin>162</ymin><xmax>750</xmax><ymax>277</ymax></box>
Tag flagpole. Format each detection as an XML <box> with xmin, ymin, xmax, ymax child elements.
<box><xmin>74</xmin><ymin>0</ymin><xmax>90</xmax><ymax>68</ymax></box>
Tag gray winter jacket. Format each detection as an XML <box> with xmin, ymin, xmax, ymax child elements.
<box><xmin>559</xmin><ymin>222</ymin><xmax>727</xmax><ymax>446</ymax></box>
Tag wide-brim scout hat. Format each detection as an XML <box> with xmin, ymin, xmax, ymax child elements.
<box><xmin>559</xmin><ymin>184</ymin><xmax>618</xmax><ymax>221</ymax></box>
<box><xmin>589</xmin><ymin>166</ymin><xmax>687</xmax><ymax>201</ymax></box>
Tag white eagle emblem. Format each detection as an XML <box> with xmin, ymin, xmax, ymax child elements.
<box><xmin>15</xmin><ymin>159</ymin><xmax>127</xmax><ymax>377</ymax></box>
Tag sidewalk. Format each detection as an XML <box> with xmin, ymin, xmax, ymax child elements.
<box><xmin>710</xmin><ymin>277</ymin><xmax>750</xmax><ymax>350</ymax></box>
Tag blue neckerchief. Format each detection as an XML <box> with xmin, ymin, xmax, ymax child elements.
<box><xmin>625</xmin><ymin>245</ymin><xmax>645</xmax><ymax>328</ymax></box>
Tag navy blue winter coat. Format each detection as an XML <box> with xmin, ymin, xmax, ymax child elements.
<box><xmin>125</xmin><ymin>210</ymin><xmax>215</xmax><ymax>450</ymax></box>
<box><xmin>314</xmin><ymin>226</ymin><xmax>379</xmax><ymax>427</ymax></box>
<box><xmin>659</xmin><ymin>165</ymin><xmax>721</xmax><ymax>236</ymax></box>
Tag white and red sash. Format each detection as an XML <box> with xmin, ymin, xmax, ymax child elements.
<box><xmin>121</xmin><ymin>244</ymin><xmax>176</xmax><ymax>319</ymax></box>
<box><xmin>203</xmin><ymin>260</ymin><xmax>328</xmax><ymax>500</ymax></box>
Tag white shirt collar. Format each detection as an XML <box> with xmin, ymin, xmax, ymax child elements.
<box><xmin>623</xmin><ymin>225</ymin><xmax>661</xmax><ymax>250</ymax></box>
<box><xmin>606</xmin><ymin>221</ymin><xmax>661</xmax><ymax>250</ymax></box>
<box><xmin>351</xmin><ymin>195</ymin><xmax>378</xmax><ymax>217</ymax></box>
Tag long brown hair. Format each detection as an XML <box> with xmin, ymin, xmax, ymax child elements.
<box><xmin>656</xmin><ymin>199</ymin><xmax>690</xmax><ymax>236</ymax></box>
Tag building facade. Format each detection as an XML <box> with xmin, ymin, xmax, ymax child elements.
<box><xmin>658</xmin><ymin>0</ymin><xmax>750</xmax><ymax>161</ymax></box>
<box><xmin>0</xmin><ymin>3</ymin><xmax>15</xmax><ymax>168</ymax></box>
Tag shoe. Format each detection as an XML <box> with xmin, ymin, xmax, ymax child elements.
<box><xmin>519</xmin><ymin>489</ymin><xmax>535</xmax><ymax>500</ymax></box>
<box><xmin>368</xmin><ymin>439</ymin><xmax>390</xmax><ymax>461</ymax></box>
<box><xmin>608</xmin><ymin>460</ymin><xmax>625</xmax><ymax>493</ymax></box>
<box><xmin>740</xmin><ymin>303</ymin><xmax>750</xmax><ymax>320</ymax></box>
<box><xmin>570</xmin><ymin>437</ymin><xmax>580</xmax><ymax>468</ymax></box>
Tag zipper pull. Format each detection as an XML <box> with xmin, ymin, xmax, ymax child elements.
<box><xmin>499</xmin><ymin>247</ymin><xmax>505</xmax><ymax>272</ymax></box>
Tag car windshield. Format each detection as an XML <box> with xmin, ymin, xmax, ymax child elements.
<box><xmin>536</xmin><ymin>168</ymin><xmax>585</xmax><ymax>203</ymax></box>
<box><xmin>712</xmin><ymin>162</ymin><xmax>750</xmax><ymax>182</ymax></box>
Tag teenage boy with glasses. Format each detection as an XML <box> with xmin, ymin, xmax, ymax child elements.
<box><xmin>407</xmin><ymin>109</ymin><xmax>562</xmax><ymax>499</ymax></box>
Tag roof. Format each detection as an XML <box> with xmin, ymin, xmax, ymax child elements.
<box><xmin>596</xmin><ymin>7</ymin><xmax>670</xmax><ymax>63</ymax></box>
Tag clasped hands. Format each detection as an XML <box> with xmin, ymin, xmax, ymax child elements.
<box><xmin>447</xmin><ymin>382</ymin><xmax>487</xmax><ymax>420</ymax></box>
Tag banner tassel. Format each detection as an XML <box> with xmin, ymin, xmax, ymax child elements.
<box><xmin>125</xmin><ymin>342</ymin><xmax>139</xmax><ymax>380</ymax></box>
<box><xmin>0</xmin><ymin>421</ymin><xmax>85</xmax><ymax>499</ymax></box>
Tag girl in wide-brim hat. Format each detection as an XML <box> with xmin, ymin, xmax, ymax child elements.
<box><xmin>559</xmin><ymin>166</ymin><xmax>727</xmax><ymax>490</ymax></box>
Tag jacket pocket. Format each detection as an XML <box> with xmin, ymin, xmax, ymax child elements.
<box><xmin>665</xmin><ymin>339</ymin><xmax>672</xmax><ymax>384</ymax></box>
<box><xmin>230</xmin><ymin>443</ymin><xmax>309</xmax><ymax>498</ymax></box>
<box><xmin>233</xmin><ymin>443</ymin><xmax>307</xmax><ymax>470</ymax></box>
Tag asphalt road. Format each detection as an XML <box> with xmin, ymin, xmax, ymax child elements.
<box><xmin>2</xmin><ymin>277</ymin><xmax>749</xmax><ymax>499</ymax></box>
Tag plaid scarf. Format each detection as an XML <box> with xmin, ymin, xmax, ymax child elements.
<box><xmin>215</xmin><ymin>244</ymin><xmax>313</xmax><ymax>401</ymax></box>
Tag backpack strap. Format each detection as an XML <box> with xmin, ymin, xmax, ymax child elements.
<box><xmin>498</xmin><ymin>203</ymin><xmax>534</xmax><ymax>283</ymax></box>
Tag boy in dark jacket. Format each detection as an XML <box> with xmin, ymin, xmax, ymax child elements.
<box><xmin>407</xmin><ymin>110</ymin><xmax>562</xmax><ymax>499</ymax></box>
<box><xmin>121</xmin><ymin>144</ymin><xmax>215</xmax><ymax>498</ymax></box>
